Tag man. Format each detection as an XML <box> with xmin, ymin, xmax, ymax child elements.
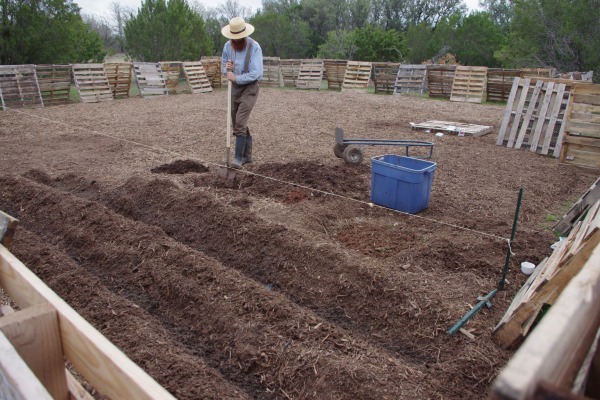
<box><xmin>221</xmin><ymin>16</ymin><xmax>263</xmax><ymax>169</ymax></box>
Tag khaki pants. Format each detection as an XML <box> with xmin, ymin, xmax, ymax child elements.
<box><xmin>231</xmin><ymin>80</ymin><xmax>259</xmax><ymax>136</ymax></box>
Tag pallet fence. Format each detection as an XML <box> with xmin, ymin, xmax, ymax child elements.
<box><xmin>261</xmin><ymin>57</ymin><xmax>281</xmax><ymax>87</ymax></box>
<box><xmin>35</xmin><ymin>64</ymin><xmax>71</xmax><ymax>106</ymax></box>
<box><xmin>487</xmin><ymin>68</ymin><xmax>521</xmax><ymax>102</ymax></box>
<box><xmin>341</xmin><ymin>61</ymin><xmax>372</xmax><ymax>93</ymax></box>
<box><xmin>426</xmin><ymin>64</ymin><xmax>456</xmax><ymax>99</ymax></box>
<box><xmin>450</xmin><ymin>66</ymin><xmax>488</xmax><ymax>103</ymax></box>
<box><xmin>323</xmin><ymin>59</ymin><xmax>347</xmax><ymax>90</ymax></box>
<box><xmin>133</xmin><ymin>62</ymin><xmax>169</xmax><ymax>98</ymax></box>
<box><xmin>296</xmin><ymin>59</ymin><xmax>324</xmax><ymax>90</ymax></box>
<box><xmin>71</xmin><ymin>64</ymin><xmax>113</xmax><ymax>103</ymax></box>
<box><xmin>104</xmin><ymin>63</ymin><xmax>132</xmax><ymax>98</ymax></box>
<box><xmin>372</xmin><ymin>62</ymin><xmax>399</xmax><ymax>94</ymax></box>
<box><xmin>393</xmin><ymin>64</ymin><xmax>427</xmax><ymax>95</ymax></box>
<box><xmin>181</xmin><ymin>62</ymin><xmax>212</xmax><ymax>94</ymax></box>
<box><xmin>0</xmin><ymin>65</ymin><xmax>44</xmax><ymax>110</ymax></box>
<box><xmin>159</xmin><ymin>62</ymin><xmax>182</xmax><ymax>94</ymax></box>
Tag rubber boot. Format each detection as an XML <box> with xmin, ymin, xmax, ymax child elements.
<box><xmin>230</xmin><ymin>135</ymin><xmax>247</xmax><ymax>169</ymax></box>
<box><xmin>242</xmin><ymin>135</ymin><xmax>253</xmax><ymax>165</ymax></box>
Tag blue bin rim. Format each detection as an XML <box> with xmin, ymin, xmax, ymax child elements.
<box><xmin>371</xmin><ymin>154</ymin><xmax>436</xmax><ymax>173</ymax></box>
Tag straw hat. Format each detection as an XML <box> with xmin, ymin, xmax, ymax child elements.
<box><xmin>221</xmin><ymin>17</ymin><xmax>255</xmax><ymax>40</ymax></box>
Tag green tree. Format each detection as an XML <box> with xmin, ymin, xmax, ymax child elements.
<box><xmin>479</xmin><ymin>0</ymin><xmax>513</xmax><ymax>29</ymax></box>
<box><xmin>317</xmin><ymin>30</ymin><xmax>357</xmax><ymax>59</ymax></box>
<box><xmin>352</xmin><ymin>25</ymin><xmax>404</xmax><ymax>61</ymax></box>
<box><xmin>250</xmin><ymin>10</ymin><xmax>312</xmax><ymax>58</ymax></box>
<box><xmin>0</xmin><ymin>0</ymin><xmax>105</xmax><ymax>64</ymax></box>
<box><xmin>124</xmin><ymin>0</ymin><xmax>213</xmax><ymax>61</ymax></box>
<box><xmin>452</xmin><ymin>11</ymin><xmax>504</xmax><ymax>66</ymax></box>
<box><xmin>404</xmin><ymin>22</ymin><xmax>438</xmax><ymax>63</ymax></box>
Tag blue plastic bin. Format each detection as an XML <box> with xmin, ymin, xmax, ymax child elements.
<box><xmin>371</xmin><ymin>155</ymin><xmax>436</xmax><ymax>214</ymax></box>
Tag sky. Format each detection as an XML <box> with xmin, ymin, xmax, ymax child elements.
<box><xmin>75</xmin><ymin>0</ymin><xmax>481</xmax><ymax>18</ymax></box>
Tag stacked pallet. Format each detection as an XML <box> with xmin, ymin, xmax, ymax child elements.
<box><xmin>487</xmin><ymin>68</ymin><xmax>521</xmax><ymax>102</ymax></box>
<box><xmin>323</xmin><ymin>59</ymin><xmax>347</xmax><ymax>90</ymax></box>
<box><xmin>71</xmin><ymin>64</ymin><xmax>113</xmax><ymax>103</ymax></box>
<box><xmin>559</xmin><ymin>83</ymin><xmax>600</xmax><ymax>170</ymax></box>
<box><xmin>450</xmin><ymin>66</ymin><xmax>488</xmax><ymax>103</ymax></box>
<box><xmin>342</xmin><ymin>61</ymin><xmax>372</xmax><ymax>93</ymax></box>
<box><xmin>280</xmin><ymin>59</ymin><xmax>301</xmax><ymax>87</ymax></box>
<box><xmin>200</xmin><ymin>56</ymin><xmax>222</xmax><ymax>89</ymax></box>
<box><xmin>159</xmin><ymin>62</ymin><xmax>182</xmax><ymax>94</ymax></box>
<box><xmin>261</xmin><ymin>57</ymin><xmax>281</xmax><ymax>87</ymax></box>
<box><xmin>181</xmin><ymin>62</ymin><xmax>212</xmax><ymax>93</ymax></box>
<box><xmin>372</xmin><ymin>62</ymin><xmax>400</xmax><ymax>94</ymax></box>
<box><xmin>496</xmin><ymin>77</ymin><xmax>571</xmax><ymax>156</ymax></box>
<box><xmin>35</xmin><ymin>65</ymin><xmax>71</xmax><ymax>106</ymax></box>
<box><xmin>426</xmin><ymin>65</ymin><xmax>456</xmax><ymax>99</ymax></box>
<box><xmin>133</xmin><ymin>62</ymin><xmax>169</xmax><ymax>97</ymax></box>
<box><xmin>296</xmin><ymin>59</ymin><xmax>324</xmax><ymax>90</ymax></box>
<box><xmin>0</xmin><ymin>65</ymin><xmax>44</xmax><ymax>110</ymax></box>
<box><xmin>104</xmin><ymin>63</ymin><xmax>132</xmax><ymax>98</ymax></box>
<box><xmin>394</xmin><ymin>64</ymin><xmax>427</xmax><ymax>95</ymax></box>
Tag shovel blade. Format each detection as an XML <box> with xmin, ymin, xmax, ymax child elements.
<box><xmin>217</xmin><ymin>166</ymin><xmax>236</xmax><ymax>181</ymax></box>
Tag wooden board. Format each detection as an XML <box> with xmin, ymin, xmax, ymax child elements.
<box><xmin>71</xmin><ymin>64</ymin><xmax>114</xmax><ymax>103</ymax></box>
<box><xmin>394</xmin><ymin>64</ymin><xmax>427</xmax><ymax>95</ymax></box>
<box><xmin>372</xmin><ymin>62</ymin><xmax>400</xmax><ymax>94</ymax></box>
<box><xmin>35</xmin><ymin>64</ymin><xmax>71</xmax><ymax>106</ymax></box>
<box><xmin>159</xmin><ymin>61</ymin><xmax>182</xmax><ymax>94</ymax></box>
<box><xmin>0</xmin><ymin>64</ymin><xmax>44</xmax><ymax>110</ymax></box>
<box><xmin>133</xmin><ymin>62</ymin><xmax>169</xmax><ymax>98</ymax></box>
<box><xmin>487</xmin><ymin>68</ymin><xmax>520</xmax><ymax>102</ymax></box>
<box><xmin>181</xmin><ymin>62</ymin><xmax>213</xmax><ymax>94</ymax></box>
<box><xmin>261</xmin><ymin>57</ymin><xmax>281</xmax><ymax>87</ymax></box>
<box><xmin>554</xmin><ymin>178</ymin><xmax>600</xmax><ymax>236</ymax></box>
<box><xmin>521</xmin><ymin>67</ymin><xmax>556</xmax><ymax>79</ymax></box>
<box><xmin>410</xmin><ymin>120</ymin><xmax>493</xmax><ymax>137</ymax></box>
<box><xmin>104</xmin><ymin>62</ymin><xmax>132</xmax><ymax>98</ymax></box>
<box><xmin>200</xmin><ymin>56</ymin><xmax>222</xmax><ymax>89</ymax></box>
<box><xmin>426</xmin><ymin>65</ymin><xmax>456</xmax><ymax>99</ymax></box>
<box><xmin>323</xmin><ymin>59</ymin><xmax>347</xmax><ymax>90</ymax></box>
<box><xmin>342</xmin><ymin>61</ymin><xmax>372</xmax><ymax>93</ymax></box>
<box><xmin>280</xmin><ymin>59</ymin><xmax>301</xmax><ymax>87</ymax></box>
<box><xmin>560</xmin><ymin>84</ymin><xmax>600</xmax><ymax>170</ymax></box>
<box><xmin>296</xmin><ymin>59</ymin><xmax>324</xmax><ymax>90</ymax></box>
<box><xmin>450</xmin><ymin>66</ymin><xmax>488</xmax><ymax>103</ymax></box>
<box><xmin>496</xmin><ymin>77</ymin><xmax>571</xmax><ymax>156</ymax></box>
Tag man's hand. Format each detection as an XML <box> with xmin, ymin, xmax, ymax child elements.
<box><xmin>227</xmin><ymin>71</ymin><xmax>236</xmax><ymax>82</ymax></box>
<box><xmin>226</xmin><ymin>60</ymin><xmax>234</xmax><ymax>71</ymax></box>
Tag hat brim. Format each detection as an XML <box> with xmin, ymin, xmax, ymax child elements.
<box><xmin>221</xmin><ymin>23</ymin><xmax>254</xmax><ymax>40</ymax></box>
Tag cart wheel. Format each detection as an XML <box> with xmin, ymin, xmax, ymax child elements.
<box><xmin>342</xmin><ymin>146</ymin><xmax>364</xmax><ymax>165</ymax></box>
<box><xmin>333</xmin><ymin>143</ymin><xmax>347</xmax><ymax>158</ymax></box>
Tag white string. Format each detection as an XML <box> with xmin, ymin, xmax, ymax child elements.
<box><xmin>6</xmin><ymin>107</ymin><xmax>511</xmax><ymax>244</ymax></box>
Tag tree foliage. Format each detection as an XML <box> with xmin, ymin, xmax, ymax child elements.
<box><xmin>0</xmin><ymin>0</ymin><xmax>105</xmax><ymax>64</ymax></box>
<box><xmin>124</xmin><ymin>0</ymin><xmax>213</xmax><ymax>61</ymax></box>
<box><xmin>250</xmin><ymin>10</ymin><xmax>312</xmax><ymax>58</ymax></box>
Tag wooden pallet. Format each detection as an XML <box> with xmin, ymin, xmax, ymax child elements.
<box><xmin>342</xmin><ymin>61</ymin><xmax>372</xmax><ymax>93</ymax></box>
<box><xmin>394</xmin><ymin>64</ymin><xmax>427</xmax><ymax>95</ymax></box>
<box><xmin>261</xmin><ymin>57</ymin><xmax>281</xmax><ymax>87</ymax></box>
<box><xmin>181</xmin><ymin>62</ymin><xmax>212</xmax><ymax>94</ymax></box>
<box><xmin>554</xmin><ymin>178</ymin><xmax>600</xmax><ymax>236</ymax></box>
<box><xmin>280</xmin><ymin>59</ymin><xmax>301</xmax><ymax>87</ymax></box>
<box><xmin>35</xmin><ymin>64</ymin><xmax>71</xmax><ymax>106</ymax></box>
<box><xmin>0</xmin><ymin>65</ymin><xmax>44</xmax><ymax>110</ymax></box>
<box><xmin>200</xmin><ymin>56</ymin><xmax>222</xmax><ymax>89</ymax></box>
<box><xmin>559</xmin><ymin>83</ymin><xmax>600</xmax><ymax>170</ymax></box>
<box><xmin>410</xmin><ymin>120</ymin><xmax>492</xmax><ymax>136</ymax></box>
<box><xmin>450</xmin><ymin>66</ymin><xmax>488</xmax><ymax>103</ymax></box>
<box><xmin>296</xmin><ymin>59</ymin><xmax>324</xmax><ymax>90</ymax></box>
<box><xmin>104</xmin><ymin>62</ymin><xmax>132</xmax><ymax>98</ymax></box>
<box><xmin>487</xmin><ymin>68</ymin><xmax>521</xmax><ymax>102</ymax></box>
<box><xmin>492</xmin><ymin>200</ymin><xmax>600</xmax><ymax>349</ymax></box>
<box><xmin>521</xmin><ymin>67</ymin><xmax>556</xmax><ymax>79</ymax></box>
<box><xmin>426</xmin><ymin>65</ymin><xmax>456</xmax><ymax>99</ymax></box>
<box><xmin>372</xmin><ymin>62</ymin><xmax>399</xmax><ymax>94</ymax></box>
<box><xmin>323</xmin><ymin>59</ymin><xmax>347</xmax><ymax>90</ymax></box>
<box><xmin>71</xmin><ymin>64</ymin><xmax>113</xmax><ymax>103</ymax></box>
<box><xmin>133</xmin><ymin>62</ymin><xmax>169</xmax><ymax>97</ymax></box>
<box><xmin>159</xmin><ymin>62</ymin><xmax>182</xmax><ymax>94</ymax></box>
<box><xmin>496</xmin><ymin>77</ymin><xmax>571</xmax><ymax>156</ymax></box>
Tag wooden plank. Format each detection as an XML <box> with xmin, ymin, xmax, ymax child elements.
<box><xmin>182</xmin><ymin>62</ymin><xmax>212</xmax><ymax>94</ymax></box>
<box><xmin>496</xmin><ymin>78</ymin><xmax>522</xmax><ymax>145</ymax></box>
<box><xmin>0</xmin><ymin>303</ymin><xmax>69</xmax><ymax>399</ymax></box>
<box><xmin>0</xmin><ymin>330</ymin><xmax>53</xmax><ymax>400</ymax></box>
<box><xmin>541</xmin><ymin>83</ymin><xmax>567</xmax><ymax>154</ymax></box>
<box><xmin>0</xmin><ymin>245</ymin><xmax>176</xmax><ymax>400</ymax></box>
<box><xmin>506</xmin><ymin>78</ymin><xmax>531</xmax><ymax>147</ymax></box>
<box><xmin>0</xmin><ymin>210</ymin><xmax>19</xmax><ymax>248</ymax></box>
<box><xmin>515</xmin><ymin>80</ymin><xmax>544</xmax><ymax>149</ymax></box>
<box><xmin>491</xmin><ymin>239</ymin><xmax>600</xmax><ymax>399</ymax></box>
<box><xmin>529</xmin><ymin>81</ymin><xmax>556</xmax><ymax>152</ymax></box>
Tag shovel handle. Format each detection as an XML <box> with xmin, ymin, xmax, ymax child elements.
<box><xmin>226</xmin><ymin>79</ymin><xmax>232</xmax><ymax>150</ymax></box>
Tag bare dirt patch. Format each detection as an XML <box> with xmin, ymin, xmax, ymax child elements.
<box><xmin>0</xmin><ymin>88</ymin><xmax>597</xmax><ymax>399</ymax></box>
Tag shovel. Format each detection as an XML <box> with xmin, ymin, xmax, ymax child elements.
<box><xmin>218</xmin><ymin>79</ymin><xmax>236</xmax><ymax>180</ymax></box>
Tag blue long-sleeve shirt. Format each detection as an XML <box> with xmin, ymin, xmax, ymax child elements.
<box><xmin>221</xmin><ymin>38</ymin><xmax>263</xmax><ymax>85</ymax></box>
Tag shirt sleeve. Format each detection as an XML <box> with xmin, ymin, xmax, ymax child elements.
<box><xmin>221</xmin><ymin>42</ymin><xmax>231</xmax><ymax>76</ymax></box>
<box><xmin>235</xmin><ymin>40</ymin><xmax>263</xmax><ymax>85</ymax></box>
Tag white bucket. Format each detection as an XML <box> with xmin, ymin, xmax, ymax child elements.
<box><xmin>521</xmin><ymin>261</ymin><xmax>536</xmax><ymax>275</ymax></box>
